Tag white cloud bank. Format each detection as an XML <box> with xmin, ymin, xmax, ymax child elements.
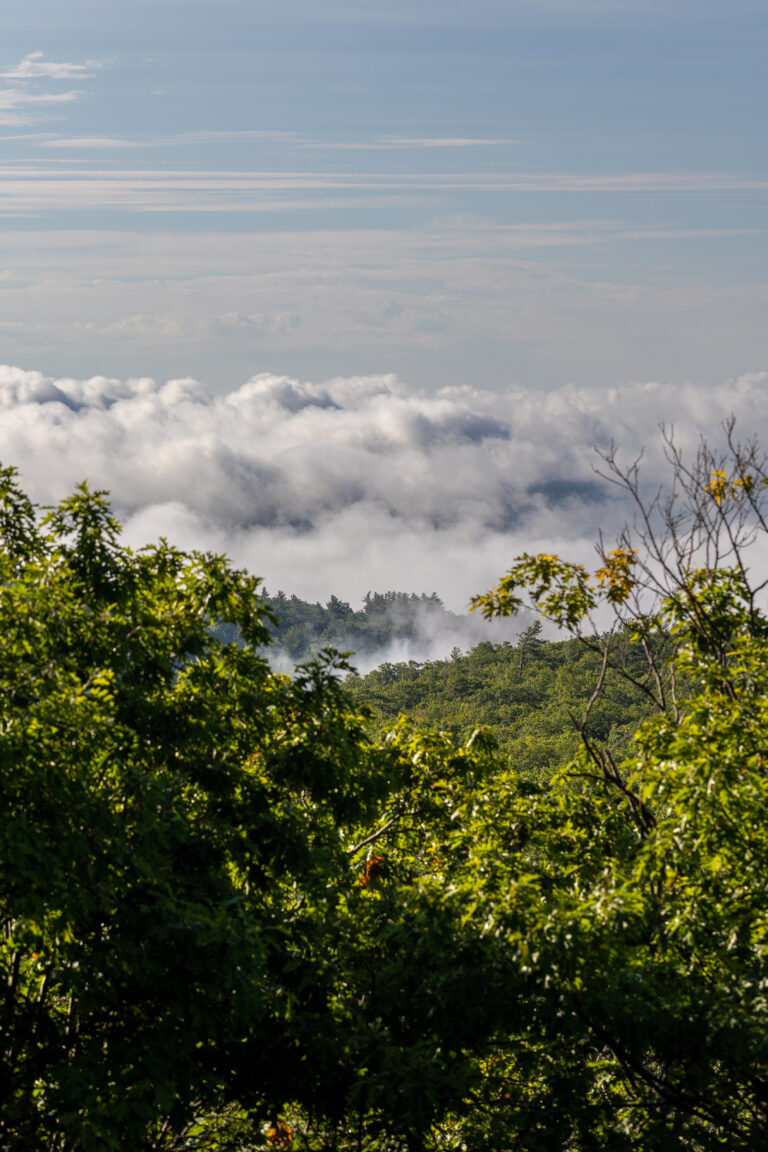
<box><xmin>1</xmin><ymin>365</ymin><xmax>766</xmax><ymax>612</ymax></box>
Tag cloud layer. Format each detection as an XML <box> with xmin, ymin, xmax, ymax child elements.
<box><xmin>1</xmin><ymin>365</ymin><xmax>766</xmax><ymax>611</ymax></box>
<box><xmin>2</xmin><ymin>168</ymin><xmax>768</xmax><ymax>215</ymax></box>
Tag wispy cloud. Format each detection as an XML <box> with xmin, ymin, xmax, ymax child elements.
<box><xmin>0</xmin><ymin>89</ymin><xmax>80</xmax><ymax>127</ymax></box>
<box><xmin>42</xmin><ymin>129</ymin><xmax>301</xmax><ymax>150</ymax></box>
<box><xmin>0</xmin><ymin>52</ymin><xmax>102</xmax><ymax>126</ymax></box>
<box><xmin>0</xmin><ymin>52</ymin><xmax>102</xmax><ymax>81</ymax></box>
<box><xmin>176</xmin><ymin>129</ymin><xmax>304</xmax><ymax>145</ymax></box>
<box><xmin>42</xmin><ymin>137</ymin><xmax>140</xmax><ymax>150</ymax></box>
<box><xmin>37</xmin><ymin>130</ymin><xmax>510</xmax><ymax>152</ymax></box>
<box><xmin>317</xmin><ymin>136</ymin><xmax>517</xmax><ymax>150</ymax></box>
<box><xmin>0</xmin><ymin>166</ymin><xmax>767</xmax><ymax>214</ymax></box>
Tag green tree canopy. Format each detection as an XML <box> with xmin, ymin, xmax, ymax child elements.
<box><xmin>0</xmin><ymin>467</ymin><xmax>506</xmax><ymax>1150</ymax></box>
<box><xmin>453</xmin><ymin>424</ymin><xmax>768</xmax><ymax>1147</ymax></box>
<box><xmin>6</xmin><ymin>421</ymin><xmax>768</xmax><ymax>1150</ymax></box>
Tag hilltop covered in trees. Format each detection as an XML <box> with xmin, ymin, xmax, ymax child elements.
<box><xmin>263</xmin><ymin>589</ymin><xmax>453</xmax><ymax>663</ymax></box>
<box><xmin>217</xmin><ymin>588</ymin><xmax>525</xmax><ymax>669</ymax></box>
<box><xmin>347</xmin><ymin>624</ymin><xmax>655</xmax><ymax>780</ymax></box>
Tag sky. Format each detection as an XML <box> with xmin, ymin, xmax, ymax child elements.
<box><xmin>1</xmin><ymin>0</ymin><xmax>767</xmax><ymax>614</ymax></box>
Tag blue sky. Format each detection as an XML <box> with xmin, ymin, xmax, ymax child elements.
<box><xmin>2</xmin><ymin>0</ymin><xmax>767</xmax><ymax>391</ymax></box>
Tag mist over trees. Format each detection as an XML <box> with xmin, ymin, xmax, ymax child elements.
<box><xmin>4</xmin><ymin>422</ymin><xmax>768</xmax><ymax>1147</ymax></box>
<box><xmin>240</xmin><ymin>589</ymin><xmax>525</xmax><ymax>670</ymax></box>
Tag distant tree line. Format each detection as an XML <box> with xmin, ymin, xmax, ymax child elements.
<box><xmin>217</xmin><ymin>589</ymin><xmax>465</xmax><ymax>664</ymax></box>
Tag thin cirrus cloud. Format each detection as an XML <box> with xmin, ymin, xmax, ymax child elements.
<box><xmin>0</xmin><ymin>52</ymin><xmax>102</xmax><ymax>81</ymax></box>
<box><xmin>0</xmin><ymin>89</ymin><xmax>81</xmax><ymax>127</ymax></box>
<box><xmin>40</xmin><ymin>129</ymin><xmax>303</xmax><ymax>150</ymax></box>
<box><xmin>40</xmin><ymin>137</ymin><xmax>140</xmax><ymax>150</ymax></box>
<box><xmin>0</xmin><ymin>364</ymin><xmax>764</xmax><ymax>610</ymax></box>
<box><xmin>317</xmin><ymin>136</ymin><xmax>518</xmax><ymax>150</ymax></box>
<box><xmin>1</xmin><ymin>167</ymin><xmax>767</xmax><ymax>215</ymax></box>
<box><xmin>0</xmin><ymin>52</ymin><xmax>101</xmax><ymax>126</ymax></box>
<box><xmin>38</xmin><ymin>131</ymin><xmax>514</xmax><ymax>151</ymax></box>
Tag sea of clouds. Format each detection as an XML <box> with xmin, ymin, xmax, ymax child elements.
<box><xmin>1</xmin><ymin>364</ymin><xmax>766</xmax><ymax>630</ymax></box>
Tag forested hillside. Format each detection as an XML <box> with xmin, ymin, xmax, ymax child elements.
<box><xmin>263</xmin><ymin>590</ymin><xmax>456</xmax><ymax>663</ymax></box>
<box><xmin>225</xmin><ymin>591</ymin><xmax>655</xmax><ymax>782</ymax></box>
<box><xmin>347</xmin><ymin>625</ymin><xmax>657</xmax><ymax>779</ymax></box>
<box><xmin>215</xmin><ymin>589</ymin><xmax>524</xmax><ymax>669</ymax></box>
